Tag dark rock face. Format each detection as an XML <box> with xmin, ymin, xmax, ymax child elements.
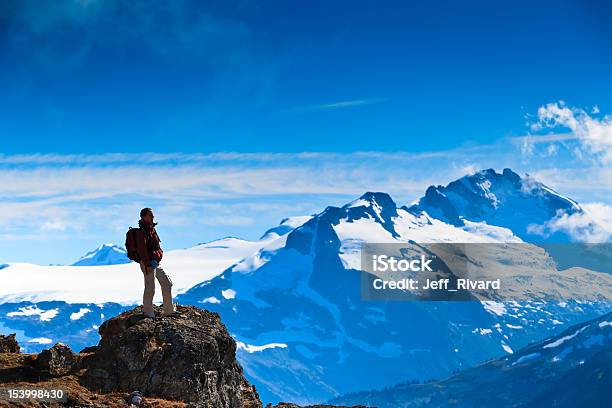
<box><xmin>80</xmin><ymin>305</ymin><xmax>262</xmax><ymax>408</ymax></box>
<box><xmin>0</xmin><ymin>333</ymin><xmax>20</xmax><ymax>353</ymax></box>
<box><xmin>36</xmin><ymin>342</ymin><xmax>79</xmax><ymax>376</ymax></box>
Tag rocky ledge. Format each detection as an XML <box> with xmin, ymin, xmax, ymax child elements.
<box><xmin>1</xmin><ymin>305</ymin><xmax>261</xmax><ymax>407</ymax></box>
<box><xmin>0</xmin><ymin>305</ymin><xmax>367</xmax><ymax>408</ymax></box>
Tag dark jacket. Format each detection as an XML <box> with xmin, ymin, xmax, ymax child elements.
<box><xmin>136</xmin><ymin>220</ymin><xmax>164</xmax><ymax>266</ymax></box>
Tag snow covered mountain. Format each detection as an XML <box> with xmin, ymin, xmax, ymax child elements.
<box><xmin>0</xmin><ymin>229</ymin><xmax>302</xmax><ymax>305</ymax></box>
<box><xmin>175</xmin><ymin>189</ymin><xmax>611</xmax><ymax>403</ymax></box>
<box><xmin>331</xmin><ymin>312</ymin><xmax>612</xmax><ymax>407</ymax></box>
<box><xmin>71</xmin><ymin>244</ymin><xmax>130</xmax><ymax>266</ymax></box>
<box><xmin>0</xmin><ymin>169</ymin><xmax>610</xmax><ymax>405</ymax></box>
<box><xmin>0</xmin><ymin>218</ymin><xmax>309</xmax><ymax>353</ymax></box>
<box><xmin>411</xmin><ymin>168</ymin><xmax>593</xmax><ymax>242</ymax></box>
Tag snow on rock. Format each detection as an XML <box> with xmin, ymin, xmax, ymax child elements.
<box><xmin>27</xmin><ymin>337</ymin><xmax>53</xmax><ymax>345</ymax></box>
<box><xmin>201</xmin><ymin>296</ymin><xmax>221</xmax><ymax>304</ymax></box>
<box><xmin>543</xmin><ymin>326</ymin><xmax>589</xmax><ymax>348</ymax></box>
<box><xmin>512</xmin><ymin>352</ymin><xmax>540</xmax><ymax>365</ymax></box>
<box><xmin>334</xmin><ymin>206</ymin><xmax>520</xmax><ymax>271</ymax></box>
<box><xmin>259</xmin><ymin>216</ymin><xmax>312</xmax><ymax>239</ymax></box>
<box><xmin>7</xmin><ymin>305</ymin><xmax>59</xmax><ymax>321</ymax></box>
<box><xmin>483</xmin><ymin>301</ymin><xmax>507</xmax><ymax>316</ymax></box>
<box><xmin>70</xmin><ymin>308</ymin><xmax>91</xmax><ymax>320</ymax></box>
<box><xmin>236</xmin><ymin>341</ymin><xmax>288</xmax><ymax>353</ymax></box>
<box><xmin>461</xmin><ymin>219</ymin><xmax>522</xmax><ymax>242</ymax></box>
<box><xmin>221</xmin><ymin>289</ymin><xmax>236</xmax><ymax>299</ymax></box>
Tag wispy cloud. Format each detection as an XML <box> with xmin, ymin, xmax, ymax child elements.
<box><xmin>2</xmin><ymin>101</ymin><xmax>611</xmax><ymax>262</ymax></box>
<box><xmin>511</xmin><ymin>133</ymin><xmax>576</xmax><ymax>144</ymax></box>
<box><xmin>282</xmin><ymin>97</ymin><xmax>389</xmax><ymax>113</ymax></box>
<box><xmin>524</xmin><ymin>101</ymin><xmax>612</xmax><ymax>164</ymax></box>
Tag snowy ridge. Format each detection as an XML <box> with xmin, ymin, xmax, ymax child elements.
<box><xmin>173</xmin><ymin>186</ymin><xmax>611</xmax><ymax>403</ymax></box>
<box><xmin>0</xmin><ymin>220</ymin><xmax>306</xmax><ymax>305</ymax></box>
<box><xmin>412</xmin><ymin>168</ymin><xmax>594</xmax><ymax>242</ymax></box>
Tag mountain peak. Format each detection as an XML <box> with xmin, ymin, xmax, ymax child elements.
<box><xmin>72</xmin><ymin>243</ymin><xmax>129</xmax><ymax>266</ymax></box>
<box><xmin>340</xmin><ymin>192</ymin><xmax>399</xmax><ymax>237</ymax></box>
<box><xmin>259</xmin><ymin>216</ymin><xmax>312</xmax><ymax>239</ymax></box>
<box><xmin>346</xmin><ymin>191</ymin><xmax>397</xmax><ymax>209</ymax></box>
<box><xmin>412</xmin><ymin>168</ymin><xmax>582</xmax><ymax>241</ymax></box>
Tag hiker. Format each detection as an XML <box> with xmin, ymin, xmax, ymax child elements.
<box><xmin>126</xmin><ymin>208</ymin><xmax>177</xmax><ymax>318</ymax></box>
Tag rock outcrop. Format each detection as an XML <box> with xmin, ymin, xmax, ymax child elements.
<box><xmin>0</xmin><ymin>333</ymin><xmax>20</xmax><ymax>353</ymax></box>
<box><xmin>0</xmin><ymin>305</ymin><xmax>366</xmax><ymax>408</ymax></box>
<box><xmin>79</xmin><ymin>305</ymin><xmax>262</xmax><ymax>408</ymax></box>
<box><xmin>0</xmin><ymin>305</ymin><xmax>262</xmax><ymax>407</ymax></box>
<box><xmin>36</xmin><ymin>342</ymin><xmax>80</xmax><ymax>376</ymax></box>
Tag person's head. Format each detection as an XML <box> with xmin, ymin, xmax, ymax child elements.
<box><xmin>140</xmin><ymin>207</ymin><xmax>154</xmax><ymax>224</ymax></box>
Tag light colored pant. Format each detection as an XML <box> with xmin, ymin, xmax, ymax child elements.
<box><xmin>142</xmin><ymin>264</ymin><xmax>175</xmax><ymax>315</ymax></box>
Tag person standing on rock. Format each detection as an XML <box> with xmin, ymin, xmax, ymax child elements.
<box><xmin>126</xmin><ymin>207</ymin><xmax>177</xmax><ymax>318</ymax></box>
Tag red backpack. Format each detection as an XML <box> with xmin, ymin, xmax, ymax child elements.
<box><xmin>125</xmin><ymin>227</ymin><xmax>143</xmax><ymax>263</ymax></box>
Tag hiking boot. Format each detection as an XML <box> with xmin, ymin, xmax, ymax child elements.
<box><xmin>143</xmin><ymin>311</ymin><xmax>155</xmax><ymax>319</ymax></box>
<box><xmin>163</xmin><ymin>306</ymin><xmax>179</xmax><ymax>317</ymax></box>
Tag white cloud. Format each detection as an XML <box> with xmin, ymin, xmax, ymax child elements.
<box><xmin>534</xmin><ymin>101</ymin><xmax>612</xmax><ymax>164</ymax></box>
<box><xmin>527</xmin><ymin>203</ymin><xmax>612</xmax><ymax>242</ymax></box>
<box><xmin>529</xmin><ymin>167</ymin><xmax>612</xmax><ymax>203</ymax></box>
<box><xmin>1</xmin><ymin>110</ymin><xmax>611</xmax><ymax>262</ymax></box>
<box><xmin>40</xmin><ymin>219</ymin><xmax>68</xmax><ymax>232</ymax></box>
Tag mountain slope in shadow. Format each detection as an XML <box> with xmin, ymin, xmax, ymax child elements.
<box><xmin>331</xmin><ymin>312</ymin><xmax>612</xmax><ymax>408</ymax></box>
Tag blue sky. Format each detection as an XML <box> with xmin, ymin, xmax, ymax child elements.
<box><xmin>2</xmin><ymin>0</ymin><xmax>611</xmax><ymax>153</ymax></box>
<box><xmin>1</xmin><ymin>0</ymin><xmax>611</xmax><ymax>263</ymax></box>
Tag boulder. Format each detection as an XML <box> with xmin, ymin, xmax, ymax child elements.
<box><xmin>0</xmin><ymin>333</ymin><xmax>20</xmax><ymax>353</ymax></box>
<box><xmin>80</xmin><ymin>305</ymin><xmax>262</xmax><ymax>408</ymax></box>
<box><xmin>36</xmin><ymin>342</ymin><xmax>79</xmax><ymax>376</ymax></box>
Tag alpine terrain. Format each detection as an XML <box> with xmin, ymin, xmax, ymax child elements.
<box><xmin>1</xmin><ymin>169</ymin><xmax>610</xmax><ymax>405</ymax></box>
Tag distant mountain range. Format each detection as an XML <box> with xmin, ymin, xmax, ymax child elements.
<box><xmin>0</xmin><ymin>168</ymin><xmax>610</xmax><ymax>405</ymax></box>
<box><xmin>331</xmin><ymin>312</ymin><xmax>612</xmax><ymax>407</ymax></box>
